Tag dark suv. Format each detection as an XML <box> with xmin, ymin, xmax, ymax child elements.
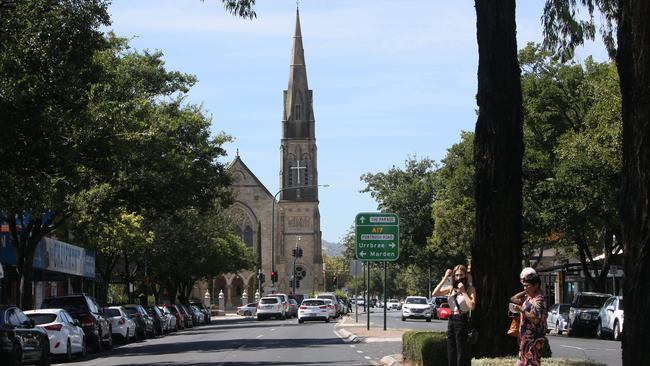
<box><xmin>568</xmin><ymin>292</ymin><xmax>611</xmax><ymax>337</ymax></box>
<box><xmin>41</xmin><ymin>293</ymin><xmax>112</xmax><ymax>352</ymax></box>
<box><xmin>0</xmin><ymin>305</ymin><xmax>51</xmax><ymax>366</ymax></box>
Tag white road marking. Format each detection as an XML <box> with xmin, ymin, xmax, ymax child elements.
<box><xmin>560</xmin><ymin>345</ymin><xmax>584</xmax><ymax>350</ymax></box>
<box><xmin>364</xmin><ymin>356</ymin><xmax>372</xmax><ymax>359</ymax></box>
<box><xmin>256</xmin><ymin>334</ymin><xmax>263</xmax><ymax>338</ymax></box>
<box><xmin>357</xmin><ymin>350</ymin><xmax>363</xmax><ymax>354</ymax></box>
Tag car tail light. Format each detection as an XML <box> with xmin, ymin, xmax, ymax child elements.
<box><xmin>44</xmin><ymin>323</ymin><xmax>63</xmax><ymax>331</ymax></box>
<box><xmin>80</xmin><ymin>315</ymin><xmax>95</xmax><ymax>327</ymax></box>
<box><xmin>299</xmin><ymin>306</ymin><xmax>307</xmax><ymax>310</ymax></box>
<box><xmin>319</xmin><ymin>305</ymin><xmax>327</xmax><ymax>309</ymax></box>
<box><xmin>118</xmin><ymin>318</ymin><xmax>125</xmax><ymax>325</ymax></box>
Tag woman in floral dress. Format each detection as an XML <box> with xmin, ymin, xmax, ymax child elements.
<box><xmin>511</xmin><ymin>268</ymin><xmax>547</xmax><ymax>366</ymax></box>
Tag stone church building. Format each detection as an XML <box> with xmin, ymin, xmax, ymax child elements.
<box><xmin>198</xmin><ymin>10</ymin><xmax>325</xmax><ymax>309</ymax></box>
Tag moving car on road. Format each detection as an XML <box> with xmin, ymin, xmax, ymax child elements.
<box><xmin>25</xmin><ymin>308</ymin><xmax>86</xmax><ymax>361</ymax></box>
<box><xmin>257</xmin><ymin>296</ymin><xmax>286</xmax><ymax>320</ymax></box>
<box><xmin>386</xmin><ymin>299</ymin><xmax>401</xmax><ymax>310</ymax></box>
<box><xmin>401</xmin><ymin>296</ymin><xmax>432</xmax><ymax>322</ymax></box>
<box><xmin>298</xmin><ymin>298</ymin><xmax>330</xmax><ymax>323</ymax></box>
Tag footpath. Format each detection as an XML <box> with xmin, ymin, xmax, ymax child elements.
<box><xmin>336</xmin><ymin>313</ymin><xmax>406</xmax><ymax>366</ymax></box>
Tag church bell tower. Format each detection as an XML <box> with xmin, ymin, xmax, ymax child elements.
<box><xmin>277</xmin><ymin>8</ymin><xmax>323</xmax><ymax>294</ymax></box>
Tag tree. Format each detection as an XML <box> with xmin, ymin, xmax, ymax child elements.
<box><xmin>0</xmin><ymin>0</ymin><xmax>111</xmax><ymax>309</ymax></box>
<box><xmin>541</xmin><ymin>1</ymin><xmax>650</xmax><ymax>363</ymax></box>
<box><xmin>472</xmin><ymin>0</ymin><xmax>523</xmax><ymax>357</ymax></box>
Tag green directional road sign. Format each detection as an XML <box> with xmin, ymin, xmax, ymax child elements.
<box><xmin>355</xmin><ymin>212</ymin><xmax>399</xmax><ymax>261</ymax></box>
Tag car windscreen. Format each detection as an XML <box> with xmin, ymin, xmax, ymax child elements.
<box><xmin>302</xmin><ymin>300</ymin><xmax>325</xmax><ymax>306</ymax></box>
<box><xmin>406</xmin><ymin>298</ymin><xmax>427</xmax><ymax>305</ymax></box>
<box><xmin>261</xmin><ymin>298</ymin><xmax>278</xmax><ymax>304</ymax></box>
<box><xmin>123</xmin><ymin>307</ymin><xmax>138</xmax><ymax>315</ymax></box>
<box><xmin>618</xmin><ymin>298</ymin><xmax>624</xmax><ymax>310</ymax></box>
<box><xmin>26</xmin><ymin>313</ymin><xmax>57</xmax><ymax>324</ymax></box>
<box><xmin>579</xmin><ymin>295</ymin><xmax>610</xmax><ymax>308</ymax></box>
<box><xmin>41</xmin><ymin>297</ymin><xmax>87</xmax><ymax>314</ymax></box>
<box><xmin>104</xmin><ymin>308</ymin><xmax>121</xmax><ymax>317</ymax></box>
<box><xmin>435</xmin><ymin>297</ymin><xmax>448</xmax><ymax>305</ymax></box>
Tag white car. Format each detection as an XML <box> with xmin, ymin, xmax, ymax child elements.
<box><xmin>386</xmin><ymin>299</ymin><xmax>401</xmax><ymax>310</ymax></box>
<box><xmin>257</xmin><ymin>296</ymin><xmax>286</xmax><ymax>320</ymax></box>
<box><xmin>159</xmin><ymin>306</ymin><xmax>177</xmax><ymax>332</ymax></box>
<box><xmin>546</xmin><ymin>303</ymin><xmax>570</xmax><ymax>335</ymax></box>
<box><xmin>401</xmin><ymin>296</ymin><xmax>432</xmax><ymax>322</ymax></box>
<box><xmin>298</xmin><ymin>298</ymin><xmax>330</xmax><ymax>323</ymax></box>
<box><xmin>237</xmin><ymin>302</ymin><xmax>258</xmax><ymax>317</ymax></box>
<box><xmin>24</xmin><ymin>308</ymin><xmax>86</xmax><ymax>360</ymax></box>
<box><xmin>597</xmin><ymin>296</ymin><xmax>624</xmax><ymax>340</ymax></box>
<box><xmin>104</xmin><ymin>306</ymin><xmax>137</xmax><ymax>342</ymax></box>
<box><xmin>316</xmin><ymin>293</ymin><xmax>340</xmax><ymax>317</ymax></box>
<box><xmin>322</xmin><ymin>299</ymin><xmax>337</xmax><ymax>318</ymax></box>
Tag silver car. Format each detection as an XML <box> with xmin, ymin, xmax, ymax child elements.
<box><xmin>546</xmin><ymin>303</ymin><xmax>570</xmax><ymax>335</ymax></box>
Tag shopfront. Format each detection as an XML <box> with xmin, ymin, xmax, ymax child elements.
<box><xmin>1</xmin><ymin>225</ymin><xmax>95</xmax><ymax>307</ymax></box>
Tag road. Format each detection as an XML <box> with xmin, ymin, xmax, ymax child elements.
<box><xmin>52</xmin><ymin>316</ymin><xmax>398</xmax><ymax>366</ymax></box>
<box><xmin>51</xmin><ymin>310</ymin><xmax>621</xmax><ymax>366</ymax></box>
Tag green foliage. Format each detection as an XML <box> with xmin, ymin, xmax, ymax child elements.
<box><xmin>402</xmin><ymin>331</ymin><xmax>447</xmax><ymax>366</ymax></box>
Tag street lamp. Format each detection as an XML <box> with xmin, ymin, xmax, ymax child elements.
<box><xmin>271</xmin><ymin>184</ymin><xmax>329</xmax><ymax>290</ymax></box>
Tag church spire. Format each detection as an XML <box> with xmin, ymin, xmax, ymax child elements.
<box><xmin>283</xmin><ymin>8</ymin><xmax>314</xmax><ymax>134</ymax></box>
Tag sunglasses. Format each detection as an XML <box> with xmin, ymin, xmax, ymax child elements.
<box><xmin>522</xmin><ymin>283</ymin><xmax>533</xmax><ymax>288</ymax></box>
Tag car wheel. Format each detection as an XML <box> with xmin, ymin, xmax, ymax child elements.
<box><xmin>244</xmin><ymin>310</ymin><xmax>251</xmax><ymax>316</ymax></box>
<box><xmin>298</xmin><ymin>318</ymin><xmax>304</xmax><ymax>324</ymax></box>
<box><xmin>614</xmin><ymin>321</ymin><xmax>621</xmax><ymax>341</ymax></box>
<box><xmin>554</xmin><ymin>321</ymin><xmax>561</xmax><ymax>335</ymax></box>
<box><xmin>80</xmin><ymin>337</ymin><xmax>87</xmax><ymax>358</ymax></box>
<box><xmin>596</xmin><ymin>321</ymin><xmax>604</xmax><ymax>339</ymax></box>
<box><xmin>401</xmin><ymin>316</ymin><xmax>406</xmax><ymax>321</ymax></box>
<box><xmin>125</xmin><ymin>328</ymin><xmax>131</xmax><ymax>343</ymax></box>
<box><xmin>36</xmin><ymin>340</ymin><xmax>50</xmax><ymax>366</ymax></box>
<box><xmin>325</xmin><ymin>317</ymin><xmax>330</xmax><ymax>323</ymax></box>
<box><xmin>11</xmin><ymin>342</ymin><xmax>22</xmax><ymax>366</ymax></box>
<box><xmin>93</xmin><ymin>334</ymin><xmax>103</xmax><ymax>353</ymax></box>
<box><xmin>281</xmin><ymin>314</ymin><xmax>286</xmax><ymax>320</ymax></box>
<box><xmin>426</xmin><ymin>317</ymin><xmax>431</xmax><ymax>322</ymax></box>
<box><xmin>65</xmin><ymin>339</ymin><xmax>73</xmax><ymax>361</ymax></box>
<box><xmin>104</xmin><ymin>328</ymin><xmax>113</xmax><ymax>349</ymax></box>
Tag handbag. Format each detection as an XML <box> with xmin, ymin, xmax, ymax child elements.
<box><xmin>453</xmin><ymin>295</ymin><xmax>479</xmax><ymax>344</ymax></box>
<box><xmin>507</xmin><ymin>317</ymin><xmax>520</xmax><ymax>337</ymax></box>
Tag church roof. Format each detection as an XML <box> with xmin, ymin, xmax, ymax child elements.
<box><xmin>227</xmin><ymin>155</ymin><xmax>274</xmax><ymax>199</ymax></box>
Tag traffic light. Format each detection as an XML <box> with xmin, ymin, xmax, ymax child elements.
<box><xmin>295</xmin><ymin>279</ymin><xmax>300</xmax><ymax>288</ymax></box>
<box><xmin>258</xmin><ymin>273</ymin><xmax>265</xmax><ymax>284</ymax></box>
<box><xmin>332</xmin><ymin>274</ymin><xmax>337</xmax><ymax>286</ymax></box>
<box><xmin>271</xmin><ymin>271</ymin><xmax>278</xmax><ymax>282</ymax></box>
<box><xmin>297</xmin><ymin>248</ymin><xmax>303</xmax><ymax>257</ymax></box>
<box><xmin>289</xmin><ymin>279</ymin><xmax>293</xmax><ymax>288</ymax></box>
<box><xmin>292</xmin><ymin>247</ymin><xmax>297</xmax><ymax>257</ymax></box>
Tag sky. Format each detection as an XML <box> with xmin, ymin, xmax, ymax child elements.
<box><xmin>107</xmin><ymin>0</ymin><xmax>608</xmax><ymax>244</ymax></box>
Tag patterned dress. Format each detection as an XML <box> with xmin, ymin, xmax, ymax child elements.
<box><xmin>517</xmin><ymin>293</ymin><xmax>547</xmax><ymax>366</ymax></box>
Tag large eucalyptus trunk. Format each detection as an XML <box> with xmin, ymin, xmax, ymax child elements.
<box><xmin>472</xmin><ymin>0</ymin><xmax>524</xmax><ymax>357</ymax></box>
<box><xmin>617</xmin><ymin>1</ymin><xmax>650</xmax><ymax>364</ymax></box>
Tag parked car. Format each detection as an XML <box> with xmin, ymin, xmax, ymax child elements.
<box><xmin>0</xmin><ymin>305</ymin><xmax>51</xmax><ymax>365</ymax></box>
<box><xmin>177</xmin><ymin>304</ymin><xmax>194</xmax><ymax>328</ymax></box>
<box><xmin>237</xmin><ymin>302</ymin><xmax>258</xmax><ymax>317</ymax></box>
<box><xmin>316</xmin><ymin>293</ymin><xmax>341</xmax><ymax>317</ymax></box>
<box><xmin>164</xmin><ymin>304</ymin><xmax>185</xmax><ymax>330</ymax></box>
<box><xmin>257</xmin><ymin>296</ymin><xmax>286</xmax><ymax>320</ymax></box>
<box><xmin>25</xmin><ymin>308</ymin><xmax>86</xmax><ymax>361</ymax></box>
<box><xmin>386</xmin><ymin>299</ymin><xmax>401</xmax><ymax>310</ymax></box>
<box><xmin>568</xmin><ymin>292</ymin><xmax>611</xmax><ymax>337</ymax></box>
<box><xmin>401</xmin><ymin>296</ymin><xmax>433</xmax><ymax>322</ymax></box>
<box><xmin>437</xmin><ymin>303</ymin><xmax>451</xmax><ymax>320</ymax></box>
<box><xmin>158</xmin><ymin>306</ymin><xmax>177</xmax><ymax>332</ymax></box>
<box><xmin>297</xmin><ymin>298</ymin><xmax>330</xmax><ymax>323</ymax></box>
<box><xmin>429</xmin><ymin>296</ymin><xmax>448</xmax><ymax>319</ymax></box>
<box><xmin>287</xmin><ymin>299</ymin><xmax>299</xmax><ymax>318</ymax></box>
<box><xmin>190</xmin><ymin>302</ymin><xmax>211</xmax><ymax>324</ymax></box>
<box><xmin>597</xmin><ymin>296</ymin><xmax>624</xmax><ymax>340</ymax></box>
<box><xmin>122</xmin><ymin>304</ymin><xmax>154</xmax><ymax>339</ymax></box>
<box><xmin>322</xmin><ymin>299</ymin><xmax>337</xmax><ymax>319</ymax></box>
<box><xmin>145</xmin><ymin>305</ymin><xmax>166</xmax><ymax>336</ymax></box>
<box><xmin>189</xmin><ymin>305</ymin><xmax>205</xmax><ymax>325</ymax></box>
<box><xmin>103</xmin><ymin>306</ymin><xmax>136</xmax><ymax>343</ymax></box>
<box><xmin>41</xmin><ymin>294</ymin><xmax>112</xmax><ymax>352</ymax></box>
<box><xmin>273</xmin><ymin>294</ymin><xmax>290</xmax><ymax>317</ymax></box>
<box><xmin>546</xmin><ymin>303</ymin><xmax>570</xmax><ymax>335</ymax></box>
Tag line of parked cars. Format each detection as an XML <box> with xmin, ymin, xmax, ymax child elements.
<box><xmin>547</xmin><ymin>292</ymin><xmax>623</xmax><ymax>341</ymax></box>
<box><xmin>1</xmin><ymin>293</ymin><xmax>213</xmax><ymax>365</ymax></box>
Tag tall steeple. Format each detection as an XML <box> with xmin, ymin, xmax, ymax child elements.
<box><xmin>283</xmin><ymin>8</ymin><xmax>314</xmax><ymax>139</ymax></box>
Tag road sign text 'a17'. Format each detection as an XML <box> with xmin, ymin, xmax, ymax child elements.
<box><xmin>355</xmin><ymin>212</ymin><xmax>399</xmax><ymax>261</ymax></box>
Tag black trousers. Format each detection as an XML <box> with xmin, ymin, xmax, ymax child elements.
<box><xmin>447</xmin><ymin>316</ymin><xmax>471</xmax><ymax>366</ymax></box>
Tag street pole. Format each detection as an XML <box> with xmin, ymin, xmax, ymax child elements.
<box><xmin>271</xmin><ymin>184</ymin><xmax>329</xmax><ymax>291</ymax></box>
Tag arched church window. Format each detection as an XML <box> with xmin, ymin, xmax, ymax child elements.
<box><xmin>244</xmin><ymin>226</ymin><xmax>254</xmax><ymax>247</ymax></box>
<box><xmin>235</xmin><ymin>286</ymin><xmax>241</xmax><ymax>297</ymax></box>
<box><xmin>304</xmin><ymin>161</ymin><xmax>309</xmax><ymax>185</ymax></box>
<box><xmin>234</xmin><ymin>225</ymin><xmax>243</xmax><ymax>241</ymax></box>
<box><xmin>294</xmin><ymin>104</ymin><xmax>302</xmax><ymax>120</ymax></box>
<box><xmin>288</xmin><ymin>163</ymin><xmax>293</xmax><ymax>186</ymax></box>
